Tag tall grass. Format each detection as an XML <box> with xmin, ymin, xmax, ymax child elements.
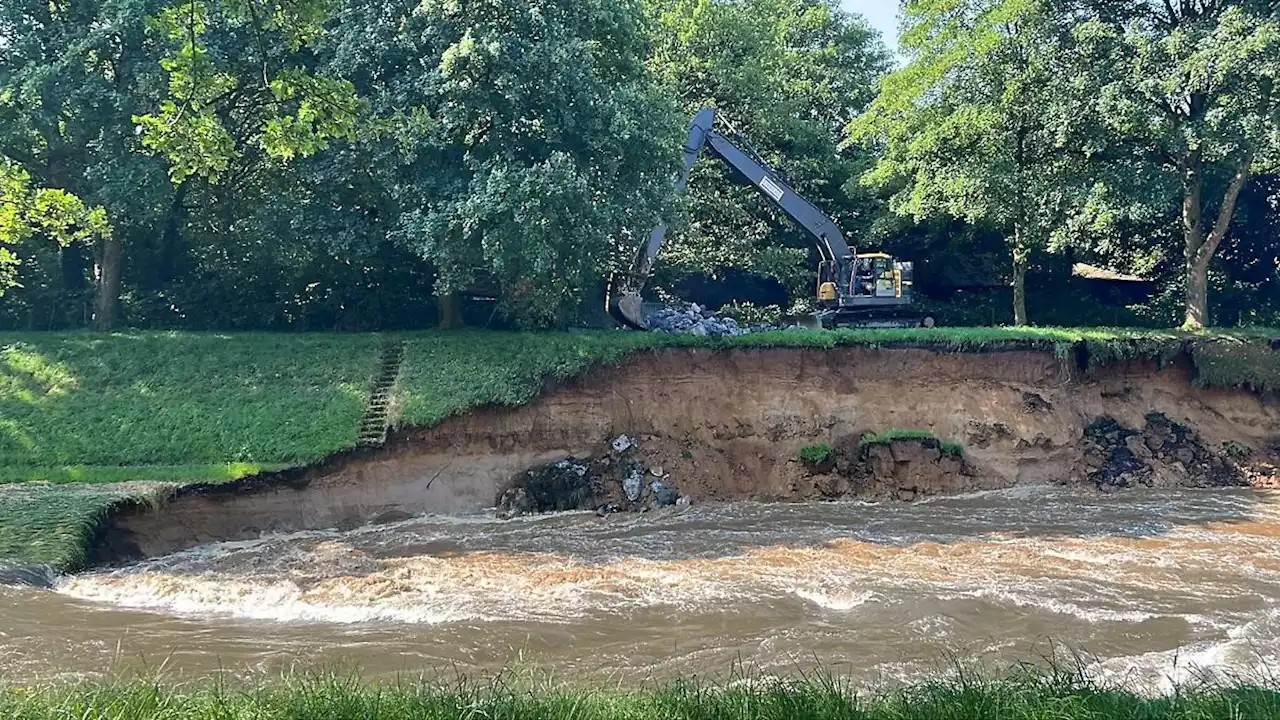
<box><xmin>0</xmin><ymin>670</ymin><xmax>1276</xmax><ymax>719</ymax></box>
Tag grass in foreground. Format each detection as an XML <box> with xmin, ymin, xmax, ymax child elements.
<box><xmin>1</xmin><ymin>671</ymin><xmax>1278</xmax><ymax>720</ymax></box>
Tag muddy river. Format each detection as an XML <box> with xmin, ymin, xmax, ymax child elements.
<box><xmin>3</xmin><ymin>486</ymin><xmax>1279</xmax><ymax>690</ymax></box>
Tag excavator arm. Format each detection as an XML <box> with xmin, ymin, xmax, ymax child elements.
<box><xmin>609</xmin><ymin>107</ymin><xmax>855</xmax><ymax>329</ymax></box>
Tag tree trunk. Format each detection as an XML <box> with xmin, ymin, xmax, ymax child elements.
<box><xmin>92</xmin><ymin>234</ymin><xmax>123</xmax><ymax>331</ymax></box>
<box><xmin>59</xmin><ymin>242</ymin><xmax>90</xmax><ymax>328</ymax></box>
<box><xmin>437</xmin><ymin>291</ymin><xmax>464</xmax><ymax>329</ymax></box>
<box><xmin>1182</xmin><ymin>151</ymin><xmax>1252</xmax><ymax>330</ymax></box>
<box><xmin>1011</xmin><ymin>225</ymin><xmax>1028</xmax><ymax>326</ymax></box>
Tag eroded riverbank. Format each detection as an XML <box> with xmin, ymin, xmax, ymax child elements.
<box><xmin>93</xmin><ymin>346</ymin><xmax>1279</xmax><ymax>565</ymax></box>
<box><xmin>2</xmin><ymin>487</ymin><xmax>1277</xmax><ymax>692</ymax></box>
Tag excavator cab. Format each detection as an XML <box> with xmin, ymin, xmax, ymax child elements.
<box><xmin>850</xmin><ymin>254</ymin><xmax>912</xmax><ymax>299</ymax></box>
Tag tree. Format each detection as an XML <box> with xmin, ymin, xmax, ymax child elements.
<box><xmin>849</xmin><ymin>0</ymin><xmax>1080</xmax><ymax>325</ymax></box>
<box><xmin>0</xmin><ymin>159</ymin><xmax>110</xmax><ymax>296</ymax></box>
<box><xmin>132</xmin><ymin>0</ymin><xmax>360</xmax><ymax>184</ymax></box>
<box><xmin>322</xmin><ymin>0</ymin><xmax>680</xmax><ymax>328</ymax></box>
<box><xmin>1072</xmin><ymin>0</ymin><xmax>1280</xmax><ymax>329</ymax></box>
<box><xmin>0</xmin><ymin>0</ymin><xmax>173</xmax><ymax>329</ymax></box>
<box><xmin>644</xmin><ymin>0</ymin><xmax>890</xmax><ymax>306</ymax></box>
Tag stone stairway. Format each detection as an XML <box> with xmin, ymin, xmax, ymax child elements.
<box><xmin>357</xmin><ymin>340</ymin><xmax>406</xmax><ymax>447</ymax></box>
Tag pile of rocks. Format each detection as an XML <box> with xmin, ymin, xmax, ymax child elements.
<box><xmin>645</xmin><ymin>303</ymin><xmax>750</xmax><ymax>337</ymax></box>
<box><xmin>496</xmin><ymin>434</ymin><xmax>692</xmax><ymax>520</ymax></box>
<box><xmin>1082</xmin><ymin>413</ymin><xmax>1246</xmax><ymax>490</ymax></box>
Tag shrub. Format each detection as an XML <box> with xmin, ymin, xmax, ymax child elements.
<box><xmin>799</xmin><ymin>443</ymin><xmax>835</xmax><ymax>467</ymax></box>
<box><xmin>1224</xmin><ymin>441</ymin><xmax>1254</xmax><ymax>460</ymax></box>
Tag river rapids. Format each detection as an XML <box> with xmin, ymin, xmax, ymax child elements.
<box><xmin>3</xmin><ymin>486</ymin><xmax>1279</xmax><ymax>691</ymax></box>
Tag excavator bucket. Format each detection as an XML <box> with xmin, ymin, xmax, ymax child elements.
<box><xmin>609</xmin><ymin>290</ymin><xmax>649</xmax><ymax>330</ymax></box>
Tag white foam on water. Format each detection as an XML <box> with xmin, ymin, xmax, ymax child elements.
<box><xmin>55</xmin><ymin>574</ymin><xmax>484</xmax><ymax>625</ymax></box>
<box><xmin>791</xmin><ymin>588</ymin><xmax>876</xmax><ymax>611</ymax></box>
<box><xmin>33</xmin><ymin>489</ymin><xmax>1280</xmax><ymax>686</ymax></box>
<box><xmin>940</xmin><ymin>586</ymin><xmax>1164</xmax><ymax>625</ymax></box>
<box><xmin>1086</xmin><ymin>638</ymin><xmax>1258</xmax><ymax>695</ymax></box>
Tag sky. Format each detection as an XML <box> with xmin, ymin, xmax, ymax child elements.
<box><xmin>841</xmin><ymin>1</ymin><xmax>900</xmax><ymax>50</ymax></box>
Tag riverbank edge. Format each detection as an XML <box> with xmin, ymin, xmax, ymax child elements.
<box><xmin>3</xmin><ymin>667</ymin><xmax>1279</xmax><ymax>719</ymax></box>
<box><xmin>3</xmin><ymin>330</ymin><xmax>1277</xmax><ymax>579</ymax></box>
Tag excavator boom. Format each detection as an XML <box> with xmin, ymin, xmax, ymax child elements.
<box><xmin>611</xmin><ymin>107</ymin><xmax>922</xmax><ymax>330</ymax></box>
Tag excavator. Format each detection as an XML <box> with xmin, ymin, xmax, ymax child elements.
<box><xmin>609</xmin><ymin>108</ymin><xmax>935</xmax><ymax>330</ymax></box>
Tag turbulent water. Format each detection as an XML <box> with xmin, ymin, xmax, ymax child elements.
<box><xmin>3</xmin><ymin>486</ymin><xmax>1280</xmax><ymax>690</ymax></box>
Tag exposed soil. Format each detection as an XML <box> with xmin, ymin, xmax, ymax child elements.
<box><xmin>96</xmin><ymin>347</ymin><xmax>1280</xmax><ymax>565</ymax></box>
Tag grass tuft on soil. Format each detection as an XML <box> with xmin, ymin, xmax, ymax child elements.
<box><xmin>799</xmin><ymin>443</ymin><xmax>836</xmax><ymax>466</ymax></box>
<box><xmin>1</xmin><ymin>669</ymin><xmax>1278</xmax><ymax>719</ymax></box>
<box><xmin>861</xmin><ymin>429</ymin><xmax>965</xmax><ymax>458</ymax></box>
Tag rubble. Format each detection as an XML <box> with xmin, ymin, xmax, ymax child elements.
<box><xmin>1081</xmin><ymin>414</ymin><xmax>1247</xmax><ymax>490</ymax></box>
<box><xmin>496</xmin><ymin>435</ymin><xmax>692</xmax><ymax>519</ymax></box>
<box><xmin>644</xmin><ymin>302</ymin><xmax>755</xmax><ymax>336</ymax></box>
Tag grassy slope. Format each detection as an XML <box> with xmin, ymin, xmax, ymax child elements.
<box><xmin>0</xmin><ymin>332</ymin><xmax>380</xmax><ymax>570</ymax></box>
<box><xmin>2</xmin><ymin>326</ymin><xmax>1276</xmax><ymax>572</ymax></box>
<box><xmin>0</xmin><ymin>332</ymin><xmax>381</xmax><ymax>476</ymax></box>
<box><xmin>0</xmin><ymin>483</ymin><xmax>175</xmax><ymax>570</ymax></box>
<box><xmin>1</xmin><ymin>674</ymin><xmax>1277</xmax><ymax>719</ymax></box>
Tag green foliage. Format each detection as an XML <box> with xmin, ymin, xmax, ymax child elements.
<box><xmin>1057</xmin><ymin>0</ymin><xmax>1280</xmax><ymax>327</ymax></box>
<box><xmin>133</xmin><ymin>0</ymin><xmax>359</xmax><ymax>183</ymax></box>
<box><xmin>334</xmin><ymin>0</ymin><xmax>680</xmax><ymax>329</ymax></box>
<box><xmin>1223</xmin><ymin>441</ymin><xmax>1253</xmax><ymax>460</ymax></box>
<box><xmin>798</xmin><ymin>443</ymin><xmax>834</xmax><ymax>466</ymax></box>
<box><xmin>717</xmin><ymin>302</ymin><xmax>784</xmax><ymax>326</ymax></box>
<box><xmin>0</xmin><ymin>333</ymin><xmax>380</xmax><ymax>467</ymax></box>
<box><xmin>1192</xmin><ymin>337</ymin><xmax>1280</xmax><ymax>394</ymax></box>
<box><xmin>861</xmin><ymin>429</ymin><xmax>965</xmax><ymax>458</ymax></box>
<box><xmin>0</xmin><ymin>159</ymin><xmax>110</xmax><ymax>295</ymax></box>
<box><xmin>0</xmin><ymin>669</ymin><xmax>1278</xmax><ymax>718</ymax></box>
<box><xmin>850</xmin><ymin>0</ymin><xmax>1084</xmax><ymax>325</ymax></box>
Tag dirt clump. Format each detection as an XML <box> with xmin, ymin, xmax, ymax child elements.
<box><xmin>496</xmin><ymin>433</ymin><xmax>987</xmax><ymax>520</ymax></box>
<box><xmin>799</xmin><ymin>435</ymin><xmax>988</xmax><ymax>504</ymax></box>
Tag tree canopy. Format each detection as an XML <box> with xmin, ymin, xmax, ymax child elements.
<box><xmin>0</xmin><ymin>0</ymin><xmax>1277</xmax><ymax>331</ymax></box>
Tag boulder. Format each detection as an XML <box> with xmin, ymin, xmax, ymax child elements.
<box><xmin>655</xmin><ymin>488</ymin><xmax>680</xmax><ymax>507</ymax></box>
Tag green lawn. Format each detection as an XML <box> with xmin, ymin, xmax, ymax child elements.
<box><xmin>0</xmin><ymin>332</ymin><xmax>382</xmax><ymax>470</ymax></box>
<box><xmin>1</xmin><ymin>671</ymin><xmax>1276</xmax><ymax>719</ymax></box>
<box><xmin>1</xmin><ymin>326</ymin><xmax>1276</xmax><ymax>572</ymax></box>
